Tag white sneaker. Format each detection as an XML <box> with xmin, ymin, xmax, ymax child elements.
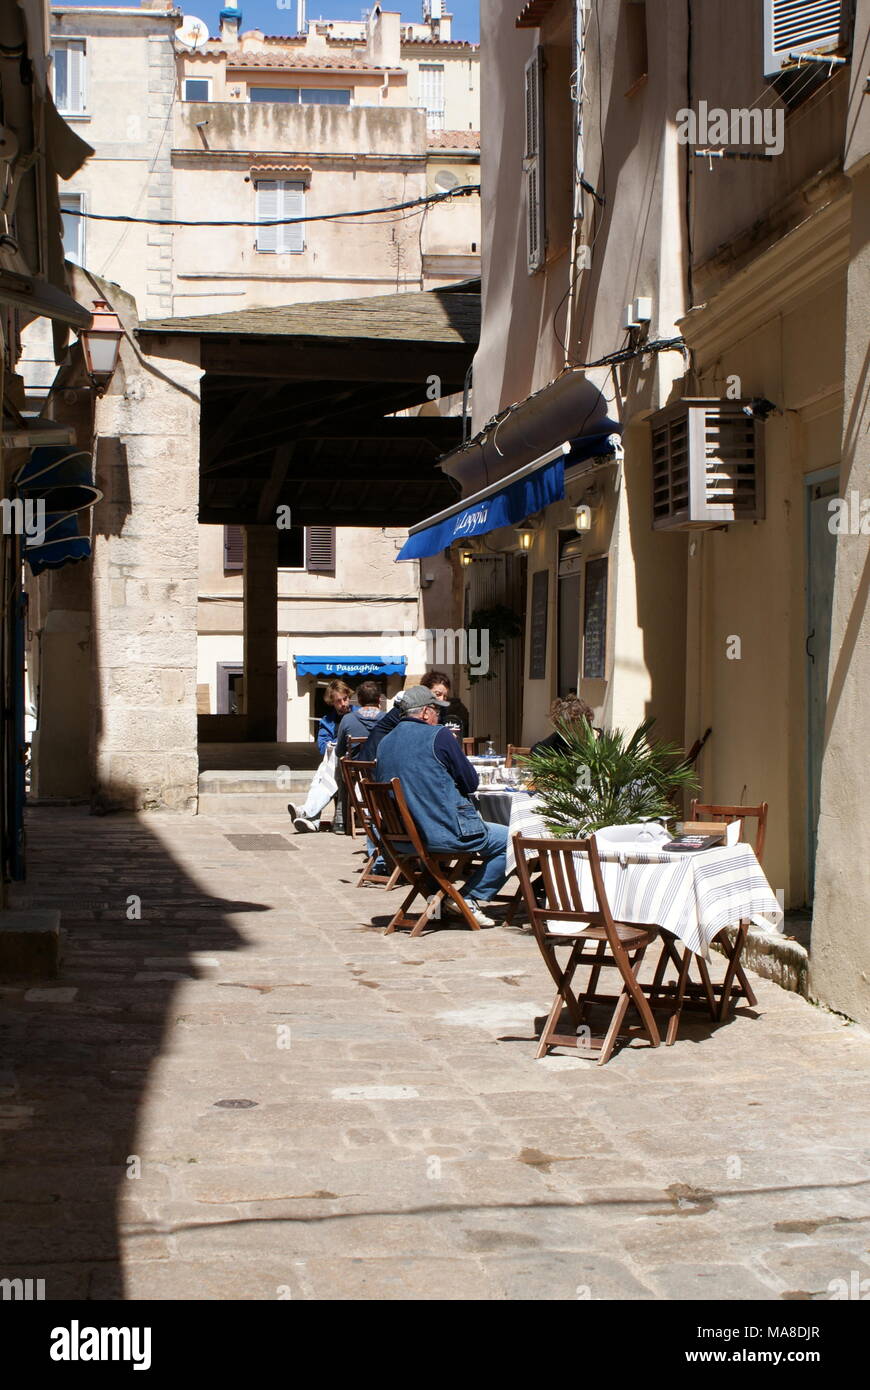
<box><xmin>444</xmin><ymin>897</ymin><xmax>495</xmax><ymax>927</ymax></box>
<box><xmin>293</xmin><ymin>816</ymin><xmax>318</xmax><ymax>833</ymax></box>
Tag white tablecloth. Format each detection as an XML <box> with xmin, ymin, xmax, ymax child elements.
<box><xmin>505</xmin><ymin>798</ymin><xmax>784</xmax><ymax>958</ymax></box>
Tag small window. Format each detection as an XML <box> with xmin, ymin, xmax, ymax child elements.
<box><xmin>306</xmin><ymin>526</ymin><xmax>336</xmax><ymax>574</ymax></box>
<box><xmin>250</xmin><ymin>87</ymin><xmax>300</xmax><ymax>103</ymax></box>
<box><xmin>255</xmin><ymin>180</ymin><xmax>305</xmax><ymax>254</ymax></box>
<box><xmin>419</xmin><ymin>63</ymin><xmax>445</xmax><ymax>129</ymax></box>
<box><xmin>52</xmin><ymin>40</ymin><xmax>87</xmax><ymax>115</ymax></box>
<box><xmin>183</xmin><ymin>77</ymin><xmax>212</xmax><ymax>101</ymax></box>
<box><xmin>60</xmin><ymin>193</ymin><xmax>85</xmax><ymax>266</ymax></box>
<box><xmin>300</xmin><ymin>88</ymin><xmax>351</xmax><ymax>106</ymax></box>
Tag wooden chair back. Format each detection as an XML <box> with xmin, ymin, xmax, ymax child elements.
<box><xmin>362</xmin><ymin>778</ymin><xmax>481</xmax><ymax>934</ymax></box>
<box><xmin>462</xmin><ymin>736</ymin><xmax>489</xmax><ymax>757</ymax></box>
<box><xmin>690</xmin><ymin>801</ymin><xmax>768</xmax><ymax>864</ymax></box>
<box><xmin>346</xmin><ymin>735</ymin><xmax>368</xmax><ymax>754</ymax></box>
<box><xmin>505</xmin><ymin>745</ymin><xmax>531</xmax><ymax>769</ymax></box>
<box><xmin>514</xmin><ymin>834</ymin><xmax>612</xmax><ymax>947</ymax></box>
<box><xmin>341</xmin><ymin>757</ymin><xmax>375</xmax><ymax>830</ymax></box>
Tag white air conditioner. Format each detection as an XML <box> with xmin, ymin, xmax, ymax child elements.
<box><xmin>650</xmin><ymin>399</ymin><xmax>765</xmax><ymax>531</ymax></box>
<box><xmin>763</xmin><ymin>0</ymin><xmax>853</xmax><ymax>78</ymax></box>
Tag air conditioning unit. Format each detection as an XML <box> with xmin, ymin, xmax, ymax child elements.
<box><xmin>763</xmin><ymin>0</ymin><xmax>854</xmax><ymax>78</ymax></box>
<box><xmin>650</xmin><ymin>398</ymin><xmax>765</xmax><ymax>531</ymax></box>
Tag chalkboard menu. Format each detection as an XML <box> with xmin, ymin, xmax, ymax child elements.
<box><xmin>529</xmin><ymin>569</ymin><xmax>549</xmax><ymax>680</ymax></box>
<box><xmin>583</xmin><ymin>556</ymin><xmax>608</xmax><ymax>680</ymax></box>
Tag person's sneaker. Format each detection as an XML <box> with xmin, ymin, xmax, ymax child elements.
<box><xmin>287</xmin><ymin>803</ymin><xmax>298</xmax><ymax>819</ymax></box>
<box><xmin>443</xmin><ymin>897</ymin><xmax>495</xmax><ymax>926</ymax></box>
<box><xmin>371</xmin><ymin>858</ymin><xmax>389</xmax><ymax>876</ymax></box>
<box><xmin>464</xmin><ymin>900</ymin><xmax>496</xmax><ymax>927</ymax></box>
<box><xmin>293</xmin><ymin>816</ymin><xmax>318</xmax><ymax>833</ymax></box>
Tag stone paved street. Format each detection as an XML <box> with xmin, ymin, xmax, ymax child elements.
<box><xmin>2</xmin><ymin>806</ymin><xmax>870</xmax><ymax>1301</ymax></box>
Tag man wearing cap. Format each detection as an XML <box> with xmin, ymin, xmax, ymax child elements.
<box><xmin>374</xmin><ymin>685</ymin><xmax>508</xmax><ymax>927</ymax></box>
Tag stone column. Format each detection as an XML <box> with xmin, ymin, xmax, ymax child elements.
<box><xmin>243</xmin><ymin>525</ymin><xmax>278</xmax><ymax>742</ymax></box>
<box><xmin>90</xmin><ymin>322</ymin><xmax>201</xmax><ymax>811</ymax></box>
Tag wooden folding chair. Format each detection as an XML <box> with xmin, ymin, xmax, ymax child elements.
<box><xmin>339</xmin><ymin>758</ymin><xmax>401</xmax><ymax>890</ymax></box>
<box><xmin>505</xmin><ymin>745</ymin><xmax>531</xmax><ymax>768</ymax></box>
<box><xmin>651</xmin><ymin>802</ymin><xmax>768</xmax><ymax>1029</ymax></box>
<box><xmin>514</xmin><ymin>833</ymin><xmax>664</xmax><ymax>1065</ymax></box>
<box><xmin>340</xmin><ymin>737</ymin><xmax>369</xmax><ymax>836</ymax></box>
<box><xmin>362</xmin><ymin>778</ymin><xmax>483</xmax><ymax>936</ymax></box>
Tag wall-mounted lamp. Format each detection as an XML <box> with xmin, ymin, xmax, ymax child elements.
<box><xmin>78</xmin><ymin>300</ymin><xmax>123</xmax><ymax>396</ymax></box>
<box><xmin>515</xmin><ymin>525</ymin><xmax>536</xmax><ymax>551</ymax></box>
<box><xmin>574</xmin><ymin>505</ymin><xmax>592</xmax><ymax>533</ymax></box>
<box><xmin>459</xmin><ymin>547</ymin><xmax>474</xmax><ymax>568</ymax></box>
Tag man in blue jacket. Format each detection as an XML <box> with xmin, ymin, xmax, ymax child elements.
<box><xmin>375</xmin><ymin>685</ymin><xmax>508</xmax><ymax>927</ymax></box>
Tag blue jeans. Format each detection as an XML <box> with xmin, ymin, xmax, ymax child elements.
<box><xmin>461</xmin><ymin>822</ymin><xmax>509</xmax><ymax>903</ymax></box>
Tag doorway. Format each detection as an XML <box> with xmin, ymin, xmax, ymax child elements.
<box><xmin>805</xmin><ymin>468</ymin><xmax>838</xmax><ymax>900</ymax></box>
<box><xmin>216</xmin><ymin>662</ymin><xmax>288</xmax><ymax>740</ymax></box>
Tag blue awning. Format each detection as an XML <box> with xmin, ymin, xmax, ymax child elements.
<box><xmin>23</xmin><ymin>513</ymin><xmax>92</xmax><ymax>577</ymax></box>
<box><xmin>294</xmin><ymin>655</ymin><xmax>408</xmax><ymax>677</ymax></box>
<box><xmin>396</xmin><ymin>453</ymin><xmax>567</xmax><ymax>562</ymax></box>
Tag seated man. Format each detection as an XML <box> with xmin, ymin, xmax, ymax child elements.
<box><xmin>375</xmin><ymin>684</ymin><xmax>508</xmax><ymax>927</ymax></box>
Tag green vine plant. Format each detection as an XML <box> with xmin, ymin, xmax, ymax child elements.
<box><xmin>521</xmin><ymin>717</ymin><xmax>700</xmax><ymax>834</ymax></box>
<box><xmin>466</xmin><ymin>604</ymin><xmax>524</xmax><ymax>684</ymax></box>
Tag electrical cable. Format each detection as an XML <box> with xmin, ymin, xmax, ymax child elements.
<box><xmin>75</xmin><ymin>183</ymin><xmax>480</xmax><ymax>228</ymax></box>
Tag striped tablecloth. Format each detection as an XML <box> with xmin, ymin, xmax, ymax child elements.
<box><xmin>505</xmin><ymin>798</ymin><xmax>784</xmax><ymax>958</ymax></box>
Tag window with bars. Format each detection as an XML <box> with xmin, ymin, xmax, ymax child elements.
<box><xmin>419</xmin><ymin>63</ymin><xmax>445</xmax><ymax>129</ymax></box>
<box><xmin>255</xmin><ymin>180</ymin><xmax>306</xmax><ymax>254</ymax></box>
<box><xmin>223</xmin><ymin>525</ymin><xmax>336</xmax><ymax>573</ymax></box>
<box><xmin>52</xmin><ymin>40</ymin><xmax>87</xmax><ymax>115</ymax></box>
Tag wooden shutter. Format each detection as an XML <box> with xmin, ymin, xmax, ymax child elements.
<box><xmin>255</xmin><ymin>181</ymin><xmax>280</xmax><ymax>252</ymax></box>
<box><xmin>524</xmin><ymin>48</ymin><xmax>545</xmax><ymax>273</ymax></box>
<box><xmin>763</xmin><ymin>0</ymin><xmax>850</xmax><ymax>76</ymax></box>
<box><xmin>68</xmin><ymin>41</ymin><xmax>86</xmax><ymax>113</ymax></box>
<box><xmin>305</xmin><ymin>526</ymin><xmax>335</xmax><ymax>573</ymax></box>
<box><xmin>650</xmin><ymin>400</ymin><xmax>764</xmax><ymax>530</ymax></box>
<box><xmin>280</xmin><ymin>182</ymin><xmax>305</xmax><ymax>254</ymax></box>
<box><xmin>224</xmin><ymin>524</ymin><xmax>244</xmax><ymax>570</ymax></box>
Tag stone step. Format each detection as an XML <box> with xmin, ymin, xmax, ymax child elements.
<box><xmin>198</xmin><ymin>769</ymin><xmax>314</xmax><ymax>795</ymax></box>
<box><xmin>197</xmin><ymin>792</ymin><xmax>315</xmax><ymax>816</ymax></box>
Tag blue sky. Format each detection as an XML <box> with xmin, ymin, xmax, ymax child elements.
<box><xmin>60</xmin><ymin>2</ymin><xmax>480</xmax><ymax>44</ymax></box>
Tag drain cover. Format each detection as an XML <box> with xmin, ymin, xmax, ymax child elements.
<box><xmin>213</xmin><ymin>1099</ymin><xmax>258</xmax><ymax>1109</ymax></box>
<box><xmin>224</xmin><ymin>834</ymin><xmax>297</xmax><ymax>852</ymax></box>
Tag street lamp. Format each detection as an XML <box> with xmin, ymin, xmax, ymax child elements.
<box><xmin>79</xmin><ymin>300</ymin><xmax>124</xmax><ymax>395</ymax></box>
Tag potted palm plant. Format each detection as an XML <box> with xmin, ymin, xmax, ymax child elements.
<box><xmin>520</xmin><ymin>717</ymin><xmax>699</xmax><ymax>836</ymax></box>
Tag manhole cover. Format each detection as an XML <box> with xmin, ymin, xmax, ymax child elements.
<box><xmin>224</xmin><ymin>835</ymin><xmax>297</xmax><ymax>852</ymax></box>
<box><xmin>213</xmin><ymin>1099</ymin><xmax>258</xmax><ymax>1109</ymax></box>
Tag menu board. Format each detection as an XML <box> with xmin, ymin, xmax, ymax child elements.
<box><xmin>528</xmin><ymin>569</ymin><xmax>549</xmax><ymax>680</ymax></box>
<box><xmin>583</xmin><ymin>556</ymin><xmax>608</xmax><ymax>680</ymax></box>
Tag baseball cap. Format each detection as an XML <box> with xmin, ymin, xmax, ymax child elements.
<box><xmin>401</xmin><ymin>684</ymin><xmax>450</xmax><ymax>711</ymax></box>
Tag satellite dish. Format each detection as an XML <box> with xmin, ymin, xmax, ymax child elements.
<box><xmin>174</xmin><ymin>14</ymin><xmax>209</xmax><ymax>50</ymax></box>
<box><xmin>434</xmin><ymin>169</ymin><xmax>459</xmax><ymax>192</ymax></box>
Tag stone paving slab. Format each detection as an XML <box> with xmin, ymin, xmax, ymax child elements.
<box><xmin>1</xmin><ymin>805</ymin><xmax>869</xmax><ymax>1301</ymax></box>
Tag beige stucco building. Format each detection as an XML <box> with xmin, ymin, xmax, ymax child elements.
<box><xmin>416</xmin><ymin>0</ymin><xmax>868</xmax><ymax>1024</ymax></box>
<box><xmin>22</xmin><ymin>1</ymin><xmax>480</xmax><ymax>786</ymax></box>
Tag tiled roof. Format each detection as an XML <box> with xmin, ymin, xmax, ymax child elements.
<box><xmin>227</xmin><ymin>53</ymin><xmax>404</xmax><ymax>72</ymax></box>
<box><xmin>140</xmin><ymin>288</ymin><xmax>481</xmax><ymax>346</ymax></box>
<box><xmin>516</xmin><ymin>0</ymin><xmax>558</xmax><ymax>27</ymax></box>
<box><xmin>428</xmin><ymin>130</ymin><xmax>480</xmax><ymax>150</ymax></box>
<box><xmin>401</xmin><ymin>39</ymin><xmax>479</xmax><ymax>49</ymax></box>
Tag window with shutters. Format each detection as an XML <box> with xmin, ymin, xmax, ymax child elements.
<box><xmin>306</xmin><ymin>526</ymin><xmax>336</xmax><ymax>574</ymax></box>
<box><xmin>224</xmin><ymin>525</ymin><xmax>244</xmax><ymax>571</ymax></box>
<box><xmin>524</xmin><ymin>48</ymin><xmax>546</xmax><ymax>273</ymax></box>
<box><xmin>60</xmin><ymin>193</ymin><xmax>85</xmax><ymax>266</ymax></box>
<box><xmin>52</xmin><ymin>40</ymin><xmax>87</xmax><ymax>115</ymax></box>
<box><xmin>763</xmin><ymin>0</ymin><xmax>853</xmax><ymax>78</ymax></box>
<box><xmin>255</xmin><ymin>180</ymin><xmax>306</xmax><ymax>254</ymax></box>
<box><xmin>649</xmin><ymin>399</ymin><xmax>765</xmax><ymax>531</ymax></box>
<box><xmin>419</xmin><ymin>64</ymin><xmax>445</xmax><ymax>129</ymax></box>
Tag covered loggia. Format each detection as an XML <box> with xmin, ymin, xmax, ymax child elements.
<box><xmin>137</xmin><ymin>284</ymin><xmax>479</xmax><ymax>749</ymax></box>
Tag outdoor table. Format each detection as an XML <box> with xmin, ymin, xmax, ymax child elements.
<box><xmin>472</xmin><ymin>786</ymin><xmax>530</xmax><ymax>827</ymax></box>
<box><xmin>504</xmin><ymin>797</ymin><xmax>784</xmax><ymax>959</ymax></box>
